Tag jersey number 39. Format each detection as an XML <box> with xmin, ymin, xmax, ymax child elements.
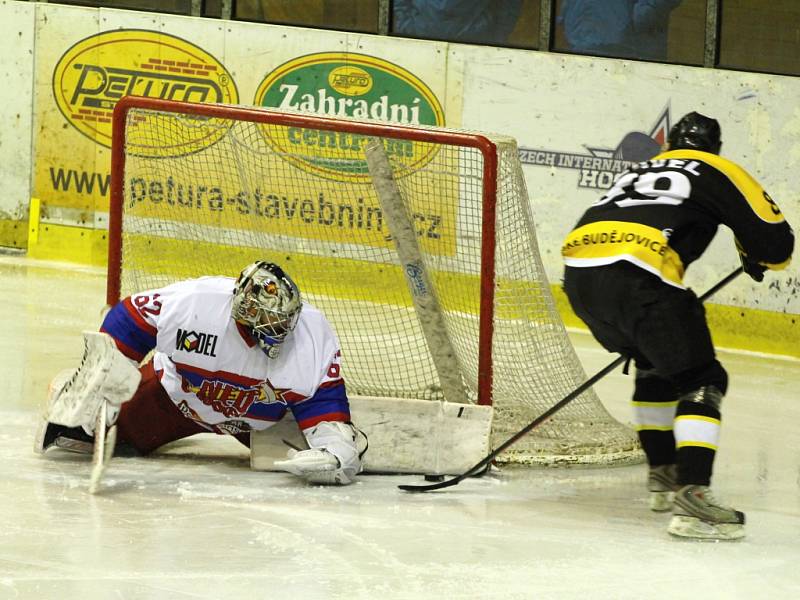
<box><xmin>594</xmin><ymin>171</ymin><xmax>692</xmax><ymax>208</ymax></box>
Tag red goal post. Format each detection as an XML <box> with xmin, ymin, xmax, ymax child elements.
<box><xmin>109</xmin><ymin>95</ymin><xmax>498</xmax><ymax>407</ymax></box>
<box><xmin>108</xmin><ymin>96</ymin><xmax>642</xmax><ymax>469</ymax></box>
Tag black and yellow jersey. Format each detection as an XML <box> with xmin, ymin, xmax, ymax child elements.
<box><xmin>561</xmin><ymin>149</ymin><xmax>794</xmax><ymax>287</ymax></box>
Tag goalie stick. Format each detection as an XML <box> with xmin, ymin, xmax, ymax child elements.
<box><xmin>89</xmin><ymin>401</ymin><xmax>117</xmax><ymax>494</ymax></box>
<box><xmin>399</xmin><ymin>267</ymin><xmax>744</xmax><ymax>493</ymax></box>
<box><xmin>364</xmin><ymin>138</ymin><xmax>468</xmax><ymax>406</ymax></box>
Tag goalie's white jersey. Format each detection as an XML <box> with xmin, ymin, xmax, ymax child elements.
<box><xmin>100</xmin><ymin>276</ymin><xmax>350</xmax><ymax>435</ymax></box>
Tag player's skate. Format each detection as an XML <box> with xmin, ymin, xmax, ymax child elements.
<box><xmin>668</xmin><ymin>485</ymin><xmax>745</xmax><ymax>540</ymax></box>
<box><xmin>648</xmin><ymin>464</ymin><xmax>678</xmax><ymax>512</ymax></box>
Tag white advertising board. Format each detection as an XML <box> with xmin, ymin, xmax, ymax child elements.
<box><xmin>0</xmin><ymin>0</ymin><xmax>34</xmax><ymax>220</ymax></box>
<box><xmin>452</xmin><ymin>45</ymin><xmax>799</xmax><ymax>313</ymax></box>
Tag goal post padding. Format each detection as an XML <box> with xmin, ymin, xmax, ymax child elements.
<box><xmin>109</xmin><ymin>96</ymin><xmax>642</xmax><ymax>471</ymax></box>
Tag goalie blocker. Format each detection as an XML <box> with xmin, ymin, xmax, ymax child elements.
<box><xmin>274</xmin><ymin>421</ymin><xmax>367</xmax><ymax>485</ymax></box>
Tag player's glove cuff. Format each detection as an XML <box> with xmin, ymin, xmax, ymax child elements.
<box><xmin>735</xmin><ymin>239</ymin><xmax>767</xmax><ymax>282</ymax></box>
<box><xmin>738</xmin><ymin>251</ymin><xmax>767</xmax><ymax>282</ymax></box>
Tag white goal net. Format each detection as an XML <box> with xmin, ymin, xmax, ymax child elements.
<box><xmin>108</xmin><ymin>97</ymin><xmax>641</xmax><ymax>466</ymax></box>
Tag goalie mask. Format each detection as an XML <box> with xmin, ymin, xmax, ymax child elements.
<box><xmin>232</xmin><ymin>261</ymin><xmax>302</xmax><ymax>358</ymax></box>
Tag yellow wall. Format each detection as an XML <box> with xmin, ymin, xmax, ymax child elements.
<box><xmin>0</xmin><ymin>219</ymin><xmax>27</xmax><ymax>250</ymax></box>
<box><xmin>24</xmin><ymin>215</ymin><xmax>800</xmax><ymax>360</ymax></box>
<box><xmin>554</xmin><ymin>282</ymin><xmax>798</xmax><ymax>361</ymax></box>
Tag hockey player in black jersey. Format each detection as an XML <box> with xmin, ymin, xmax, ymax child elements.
<box><xmin>561</xmin><ymin>112</ymin><xmax>794</xmax><ymax>540</ymax></box>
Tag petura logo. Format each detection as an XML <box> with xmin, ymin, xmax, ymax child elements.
<box><xmin>253</xmin><ymin>52</ymin><xmax>445</xmax><ymax>182</ymax></box>
<box><xmin>52</xmin><ymin>29</ymin><xmax>238</xmax><ymax>156</ymax></box>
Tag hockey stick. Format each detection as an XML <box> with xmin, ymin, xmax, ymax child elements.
<box><xmin>398</xmin><ymin>266</ymin><xmax>744</xmax><ymax>493</ymax></box>
<box><xmin>364</xmin><ymin>138</ymin><xmax>469</xmax><ymax>406</ymax></box>
<box><xmin>89</xmin><ymin>402</ymin><xmax>118</xmax><ymax>494</ymax></box>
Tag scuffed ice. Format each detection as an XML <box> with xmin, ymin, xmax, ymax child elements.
<box><xmin>2</xmin><ymin>255</ymin><xmax>800</xmax><ymax>599</ymax></box>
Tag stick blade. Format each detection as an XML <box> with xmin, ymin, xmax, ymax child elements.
<box><xmin>398</xmin><ymin>475</ymin><xmax>464</xmax><ymax>493</ymax></box>
<box><xmin>398</xmin><ymin>461</ymin><xmax>493</xmax><ymax>492</ymax></box>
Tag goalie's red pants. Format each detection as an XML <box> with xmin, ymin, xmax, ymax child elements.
<box><xmin>116</xmin><ymin>360</ymin><xmax>251</xmax><ymax>454</ymax></box>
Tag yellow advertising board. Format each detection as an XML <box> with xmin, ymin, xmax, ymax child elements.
<box><xmin>35</xmin><ymin>27</ymin><xmax>460</xmax><ymax>257</ymax></box>
<box><xmin>36</xmin><ymin>28</ymin><xmax>238</xmax><ymax>212</ymax></box>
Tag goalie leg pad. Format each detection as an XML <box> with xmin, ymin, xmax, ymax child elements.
<box><xmin>47</xmin><ymin>332</ymin><xmax>142</xmax><ymax>429</ymax></box>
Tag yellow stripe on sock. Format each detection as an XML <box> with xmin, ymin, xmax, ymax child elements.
<box><xmin>676</xmin><ymin>441</ymin><xmax>718</xmax><ymax>451</ymax></box>
<box><xmin>675</xmin><ymin>415</ymin><xmax>720</xmax><ymax>426</ymax></box>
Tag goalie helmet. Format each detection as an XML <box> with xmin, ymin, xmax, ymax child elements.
<box><xmin>667</xmin><ymin>112</ymin><xmax>722</xmax><ymax>155</ymax></box>
<box><xmin>232</xmin><ymin>261</ymin><xmax>302</xmax><ymax>358</ymax></box>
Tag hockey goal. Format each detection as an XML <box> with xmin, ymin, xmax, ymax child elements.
<box><xmin>108</xmin><ymin>96</ymin><xmax>641</xmax><ymax>468</ymax></box>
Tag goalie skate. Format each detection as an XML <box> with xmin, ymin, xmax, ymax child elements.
<box><xmin>46</xmin><ymin>331</ymin><xmax>141</xmax><ymax>428</ymax></box>
<box><xmin>34</xmin><ymin>420</ymin><xmax>94</xmax><ymax>455</ymax></box>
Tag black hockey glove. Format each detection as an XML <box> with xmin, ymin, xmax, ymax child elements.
<box><xmin>735</xmin><ymin>239</ymin><xmax>767</xmax><ymax>282</ymax></box>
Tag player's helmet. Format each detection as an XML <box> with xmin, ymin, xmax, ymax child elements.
<box><xmin>667</xmin><ymin>112</ymin><xmax>722</xmax><ymax>154</ymax></box>
<box><xmin>232</xmin><ymin>261</ymin><xmax>302</xmax><ymax>358</ymax></box>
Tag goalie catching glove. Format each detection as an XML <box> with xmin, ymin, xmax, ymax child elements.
<box><xmin>273</xmin><ymin>421</ymin><xmax>367</xmax><ymax>485</ymax></box>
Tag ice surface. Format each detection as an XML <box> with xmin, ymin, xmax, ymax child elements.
<box><xmin>1</xmin><ymin>254</ymin><xmax>799</xmax><ymax>600</ymax></box>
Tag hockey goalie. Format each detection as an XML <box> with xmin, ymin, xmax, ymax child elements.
<box><xmin>35</xmin><ymin>260</ymin><xmax>367</xmax><ymax>491</ymax></box>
